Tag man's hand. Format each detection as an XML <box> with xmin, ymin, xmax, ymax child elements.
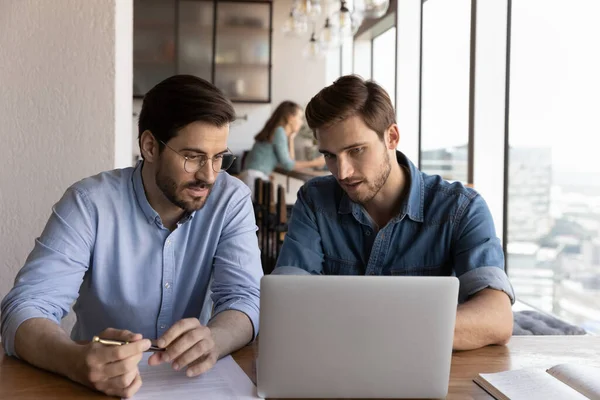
<box><xmin>148</xmin><ymin>318</ymin><xmax>218</xmax><ymax>377</ymax></box>
<box><xmin>75</xmin><ymin>328</ymin><xmax>151</xmax><ymax>398</ymax></box>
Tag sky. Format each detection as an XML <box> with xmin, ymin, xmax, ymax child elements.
<box><xmin>419</xmin><ymin>0</ymin><xmax>600</xmax><ymax>174</ymax></box>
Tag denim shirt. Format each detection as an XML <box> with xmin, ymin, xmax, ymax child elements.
<box><xmin>275</xmin><ymin>151</ymin><xmax>515</xmax><ymax>304</ymax></box>
<box><xmin>1</xmin><ymin>162</ymin><xmax>263</xmax><ymax>357</ymax></box>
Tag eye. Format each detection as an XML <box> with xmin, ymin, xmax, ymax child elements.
<box><xmin>349</xmin><ymin>147</ymin><xmax>365</xmax><ymax>155</ymax></box>
<box><xmin>185</xmin><ymin>155</ymin><xmax>200</xmax><ymax>160</ymax></box>
<box><xmin>323</xmin><ymin>153</ymin><xmax>335</xmax><ymax>160</ymax></box>
<box><xmin>214</xmin><ymin>154</ymin><xmax>225</xmax><ymax>160</ymax></box>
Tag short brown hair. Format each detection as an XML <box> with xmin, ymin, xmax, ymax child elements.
<box><xmin>305</xmin><ymin>75</ymin><xmax>395</xmax><ymax>140</ymax></box>
<box><xmin>138</xmin><ymin>75</ymin><xmax>235</xmax><ymax>153</ymax></box>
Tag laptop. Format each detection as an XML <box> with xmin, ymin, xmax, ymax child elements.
<box><xmin>257</xmin><ymin>275</ymin><xmax>459</xmax><ymax>399</ymax></box>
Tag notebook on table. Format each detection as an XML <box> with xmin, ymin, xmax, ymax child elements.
<box><xmin>474</xmin><ymin>363</ymin><xmax>600</xmax><ymax>400</ymax></box>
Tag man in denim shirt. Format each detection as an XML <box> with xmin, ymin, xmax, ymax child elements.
<box><xmin>1</xmin><ymin>76</ymin><xmax>262</xmax><ymax>397</ymax></box>
<box><xmin>275</xmin><ymin>75</ymin><xmax>514</xmax><ymax>350</ymax></box>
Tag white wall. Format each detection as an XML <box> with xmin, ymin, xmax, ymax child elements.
<box><xmin>271</xmin><ymin>0</ymin><xmax>329</xmax><ymax>108</ymax></box>
<box><xmin>0</xmin><ymin>1</ymin><xmax>132</xmax><ymax>325</ymax></box>
<box><xmin>115</xmin><ymin>1</ymin><xmax>134</xmax><ymax>168</ymax></box>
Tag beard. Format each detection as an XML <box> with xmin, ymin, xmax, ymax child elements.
<box><xmin>343</xmin><ymin>148</ymin><xmax>391</xmax><ymax>206</ymax></box>
<box><xmin>155</xmin><ymin>163</ymin><xmax>214</xmax><ymax>213</ymax></box>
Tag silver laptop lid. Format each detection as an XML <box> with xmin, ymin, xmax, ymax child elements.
<box><xmin>257</xmin><ymin>275</ymin><xmax>459</xmax><ymax>399</ymax></box>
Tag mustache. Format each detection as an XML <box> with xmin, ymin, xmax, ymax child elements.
<box><xmin>185</xmin><ymin>181</ymin><xmax>213</xmax><ymax>190</ymax></box>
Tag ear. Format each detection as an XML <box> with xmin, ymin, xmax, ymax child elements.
<box><xmin>140</xmin><ymin>130</ymin><xmax>160</xmax><ymax>162</ymax></box>
<box><xmin>386</xmin><ymin>124</ymin><xmax>400</xmax><ymax>150</ymax></box>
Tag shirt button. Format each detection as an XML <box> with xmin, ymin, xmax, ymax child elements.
<box><xmin>164</xmin><ymin>282</ymin><xmax>171</xmax><ymax>289</ymax></box>
<box><xmin>166</xmin><ymin>239</ymin><xmax>171</xmax><ymax>245</ymax></box>
<box><xmin>365</xmin><ymin>230</ymin><xmax>371</xmax><ymax>236</ymax></box>
<box><xmin>160</xmin><ymin>324</ymin><xmax>166</xmax><ymax>329</ymax></box>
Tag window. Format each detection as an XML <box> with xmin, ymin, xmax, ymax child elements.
<box><xmin>372</xmin><ymin>27</ymin><xmax>396</xmax><ymax>107</ymax></box>
<box><xmin>353</xmin><ymin>38</ymin><xmax>372</xmax><ymax>80</ymax></box>
<box><xmin>507</xmin><ymin>0</ymin><xmax>600</xmax><ymax>333</ymax></box>
<box><xmin>420</xmin><ymin>0</ymin><xmax>471</xmax><ymax>182</ymax></box>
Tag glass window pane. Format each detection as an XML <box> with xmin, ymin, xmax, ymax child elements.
<box><xmin>178</xmin><ymin>0</ymin><xmax>214</xmax><ymax>82</ymax></box>
<box><xmin>133</xmin><ymin>0</ymin><xmax>176</xmax><ymax>96</ymax></box>
<box><xmin>372</xmin><ymin>27</ymin><xmax>396</xmax><ymax>108</ymax></box>
<box><xmin>353</xmin><ymin>38</ymin><xmax>372</xmax><ymax>79</ymax></box>
<box><xmin>341</xmin><ymin>36</ymin><xmax>353</xmax><ymax>76</ymax></box>
<box><xmin>420</xmin><ymin>0</ymin><xmax>471</xmax><ymax>182</ymax></box>
<box><xmin>214</xmin><ymin>2</ymin><xmax>270</xmax><ymax>101</ymax></box>
<box><xmin>508</xmin><ymin>0</ymin><xmax>600</xmax><ymax>333</ymax></box>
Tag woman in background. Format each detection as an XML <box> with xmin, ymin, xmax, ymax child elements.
<box><xmin>240</xmin><ymin>101</ymin><xmax>325</xmax><ymax>199</ymax></box>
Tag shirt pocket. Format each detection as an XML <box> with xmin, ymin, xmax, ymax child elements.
<box><xmin>323</xmin><ymin>255</ymin><xmax>363</xmax><ymax>275</ymax></box>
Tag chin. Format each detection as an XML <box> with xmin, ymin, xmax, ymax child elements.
<box><xmin>353</xmin><ymin>191</ymin><xmax>377</xmax><ymax>205</ymax></box>
<box><xmin>187</xmin><ymin>199</ymin><xmax>207</xmax><ymax>212</ymax></box>
<box><xmin>173</xmin><ymin>196</ymin><xmax>207</xmax><ymax>213</ymax></box>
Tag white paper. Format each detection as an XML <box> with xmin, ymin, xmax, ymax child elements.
<box><xmin>127</xmin><ymin>353</ymin><xmax>258</xmax><ymax>399</ymax></box>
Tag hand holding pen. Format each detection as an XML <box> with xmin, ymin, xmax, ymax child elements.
<box><xmin>76</xmin><ymin>328</ymin><xmax>152</xmax><ymax>398</ymax></box>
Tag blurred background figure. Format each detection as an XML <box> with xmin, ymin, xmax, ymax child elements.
<box><xmin>239</xmin><ymin>100</ymin><xmax>325</xmax><ymax>199</ymax></box>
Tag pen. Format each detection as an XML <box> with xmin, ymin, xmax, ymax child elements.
<box><xmin>92</xmin><ymin>336</ymin><xmax>166</xmax><ymax>352</ymax></box>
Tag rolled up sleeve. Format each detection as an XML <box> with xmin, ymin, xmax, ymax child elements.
<box><xmin>210</xmin><ymin>191</ymin><xmax>263</xmax><ymax>340</ymax></box>
<box><xmin>1</xmin><ymin>187</ymin><xmax>93</xmax><ymax>357</ymax></box>
<box><xmin>452</xmin><ymin>194</ymin><xmax>515</xmax><ymax>304</ymax></box>
<box><xmin>275</xmin><ymin>184</ymin><xmax>325</xmax><ymax>274</ymax></box>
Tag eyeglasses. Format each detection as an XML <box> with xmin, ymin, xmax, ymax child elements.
<box><xmin>159</xmin><ymin>140</ymin><xmax>236</xmax><ymax>173</ymax></box>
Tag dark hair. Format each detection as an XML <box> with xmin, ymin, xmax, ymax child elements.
<box><xmin>254</xmin><ymin>101</ymin><xmax>301</xmax><ymax>142</ymax></box>
<box><xmin>138</xmin><ymin>75</ymin><xmax>235</xmax><ymax>155</ymax></box>
<box><xmin>305</xmin><ymin>75</ymin><xmax>395</xmax><ymax>140</ymax></box>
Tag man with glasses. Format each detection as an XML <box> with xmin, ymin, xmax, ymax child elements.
<box><xmin>1</xmin><ymin>75</ymin><xmax>262</xmax><ymax>398</ymax></box>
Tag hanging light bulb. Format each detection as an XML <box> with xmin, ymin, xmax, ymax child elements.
<box><xmin>319</xmin><ymin>18</ymin><xmax>340</xmax><ymax>51</ymax></box>
<box><xmin>303</xmin><ymin>31</ymin><xmax>322</xmax><ymax>59</ymax></box>
<box><xmin>324</xmin><ymin>0</ymin><xmax>340</xmax><ymax>15</ymax></box>
<box><xmin>354</xmin><ymin>0</ymin><xmax>390</xmax><ymax>19</ymax></box>
<box><xmin>307</xmin><ymin>0</ymin><xmax>323</xmax><ymax>21</ymax></box>
<box><xmin>297</xmin><ymin>0</ymin><xmax>311</xmax><ymax>15</ymax></box>
<box><xmin>331</xmin><ymin>1</ymin><xmax>363</xmax><ymax>39</ymax></box>
<box><xmin>282</xmin><ymin>7</ymin><xmax>308</xmax><ymax>36</ymax></box>
<box><xmin>296</xmin><ymin>0</ymin><xmax>322</xmax><ymax>21</ymax></box>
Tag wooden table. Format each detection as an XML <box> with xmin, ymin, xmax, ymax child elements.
<box><xmin>1</xmin><ymin>336</ymin><xmax>599</xmax><ymax>399</ymax></box>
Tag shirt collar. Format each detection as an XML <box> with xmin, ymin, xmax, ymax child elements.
<box><xmin>337</xmin><ymin>151</ymin><xmax>424</xmax><ymax>223</ymax></box>
<box><xmin>396</xmin><ymin>151</ymin><xmax>424</xmax><ymax>223</ymax></box>
<box><xmin>131</xmin><ymin>160</ymin><xmax>196</xmax><ymax>225</ymax></box>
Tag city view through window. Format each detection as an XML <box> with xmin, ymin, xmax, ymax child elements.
<box><xmin>419</xmin><ymin>1</ymin><xmax>600</xmax><ymax>333</ymax></box>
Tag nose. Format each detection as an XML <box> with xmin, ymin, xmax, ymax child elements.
<box><xmin>336</xmin><ymin>156</ymin><xmax>354</xmax><ymax>181</ymax></box>
<box><xmin>195</xmin><ymin>160</ymin><xmax>217</xmax><ymax>185</ymax></box>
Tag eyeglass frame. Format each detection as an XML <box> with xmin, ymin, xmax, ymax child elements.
<box><xmin>159</xmin><ymin>140</ymin><xmax>237</xmax><ymax>173</ymax></box>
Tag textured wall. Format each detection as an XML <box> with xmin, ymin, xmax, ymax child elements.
<box><xmin>0</xmin><ymin>0</ymin><xmax>126</xmax><ymax>330</ymax></box>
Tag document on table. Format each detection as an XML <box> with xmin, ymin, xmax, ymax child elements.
<box><xmin>127</xmin><ymin>353</ymin><xmax>258</xmax><ymax>399</ymax></box>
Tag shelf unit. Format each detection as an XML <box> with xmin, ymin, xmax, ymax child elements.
<box><xmin>133</xmin><ymin>0</ymin><xmax>272</xmax><ymax>103</ymax></box>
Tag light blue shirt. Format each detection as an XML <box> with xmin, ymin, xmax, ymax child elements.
<box><xmin>1</xmin><ymin>162</ymin><xmax>263</xmax><ymax>357</ymax></box>
<box><xmin>243</xmin><ymin>126</ymin><xmax>295</xmax><ymax>176</ymax></box>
